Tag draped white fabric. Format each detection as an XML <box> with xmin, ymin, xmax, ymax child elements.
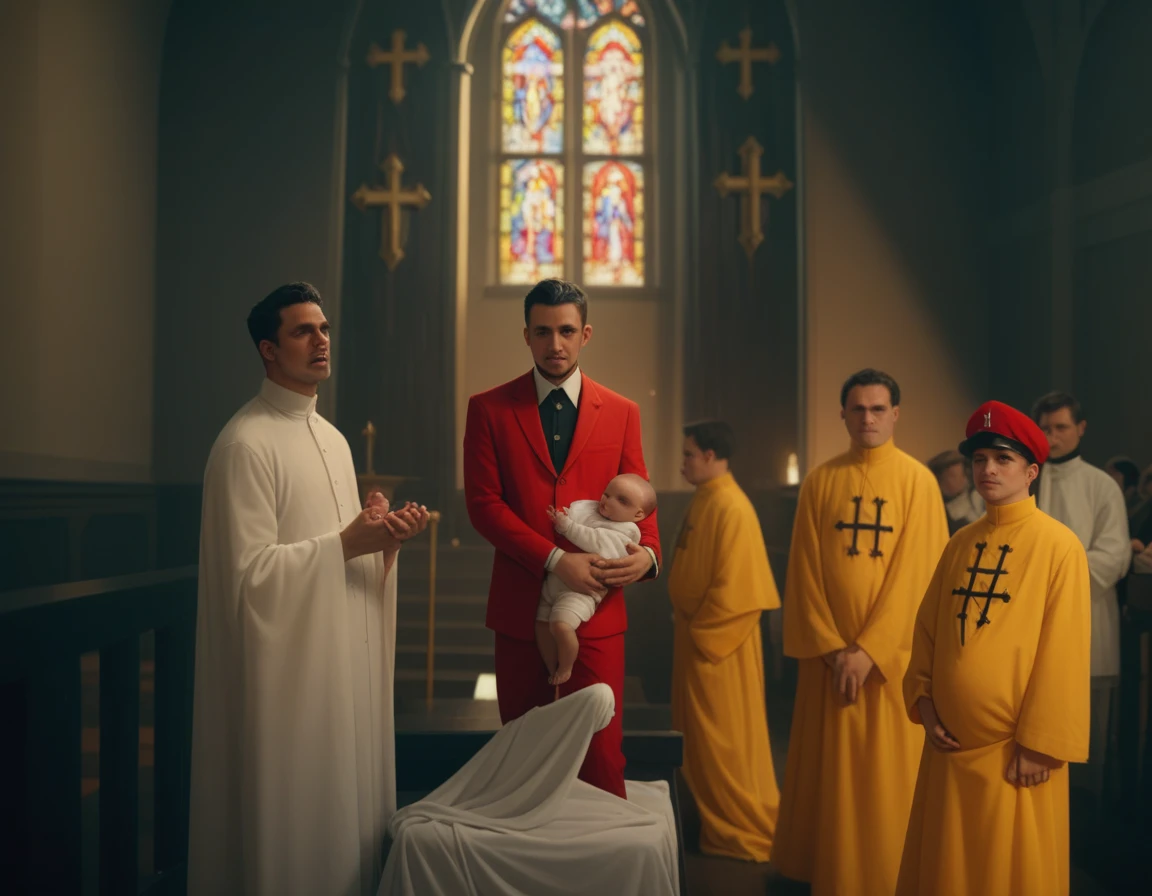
<box><xmin>378</xmin><ymin>685</ymin><xmax>680</xmax><ymax>896</ymax></box>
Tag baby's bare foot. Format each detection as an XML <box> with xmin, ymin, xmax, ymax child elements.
<box><xmin>549</xmin><ymin>666</ymin><xmax>573</xmax><ymax>686</ymax></box>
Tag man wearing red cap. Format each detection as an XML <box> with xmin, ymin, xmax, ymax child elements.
<box><xmin>775</xmin><ymin>369</ymin><xmax>949</xmax><ymax>896</ymax></box>
<box><xmin>898</xmin><ymin>400</ymin><xmax>1090</xmax><ymax>896</ymax></box>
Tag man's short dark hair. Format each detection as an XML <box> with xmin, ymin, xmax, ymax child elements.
<box><xmin>523</xmin><ymin>279</ymin><xmax>588</xmax><ymax>326</ymax></box>
<box><xmin>683</xmin><ymin>420</ymin><xmax>735</xmax><ymax>460</ymax></box>
<box><xmin>840</xmin><ymin>368</ymin><xmax>901</xmax><ymax>408</ymax></box>
<box><xmin>1031</xmin><ymin>391</ymin><xmax>1083</xmax><ymax>424</ymax></box>
<box><xmin>247</xmin><ymin>282</ymin><xmax>324</xmax><ymax>349</ymax></box>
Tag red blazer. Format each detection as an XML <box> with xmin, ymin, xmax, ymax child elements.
<box><xmin>464</xmin><ymin>371</ymin><xmax>661</xmax><ymax>640</ymax></box>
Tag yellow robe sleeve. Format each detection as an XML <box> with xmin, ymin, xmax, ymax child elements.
<box><xmin>681</xmin><ymin>497</ymin><xmax>779</xmax><ymax>665</ymax></box>
<box><xmin>1015</xmin><ymin>542</ymin><xmax>1092</xmax><ymax>762</ymax></box>
<box><xmin>855</xmin><ymin>471</ymin><xmax>950</xmax><ymax>684</ymax></box>
<box><xmin>902</xmin><ymin>552</ymin><xmax>948</xmax><ymax>724</ymax></box>
<box><xmin>784</xmin><ymin>473</ymin><xmax>847</xmax><ymax>658</ymax></box>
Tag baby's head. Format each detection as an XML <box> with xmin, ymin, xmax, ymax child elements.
<box><xmin>599</xmin><ymin>473</ymin><xmax>657</xmax><ymax>524</ymax></box>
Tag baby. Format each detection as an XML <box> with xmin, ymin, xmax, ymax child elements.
<box><xmin>538</xmin><ymin>472</ymin><xmax>657</xmax><ymax>685</ymax></box>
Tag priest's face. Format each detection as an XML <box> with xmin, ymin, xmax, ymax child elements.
<box><xmin>260</xmin><ymin>301</ymin><xmax>332</xmax><ymax>393</ymax></box>
<box><xmin>524</xmin><ymin>303</ymin><xmax>592</xmax><ymax>384</ymax></box>
<box><xmin>1036</xmin><ymin>406</ymin><xmax>1086</xmax><ymax>459</ymax></box>
<box><xmin>841</xmin><ymin>384</ymin><xmax>899</xmax><ymax>450</ymax></box>
<box><xmin>971</xmin><ymin>448</ymin><xmax>1038</xmax><ymax>506</ymax></box>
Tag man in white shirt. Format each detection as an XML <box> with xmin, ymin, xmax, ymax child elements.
<box><xmin>927</xmin><ymin>449</ymin><xmax>985</xmax><ymax>535</ymax></box>
<box><xmin>1032</xmin><ymin>390</ymin><xmax>1130</xmax><ymax>807</ymax></box>
<box><xmin>188</xmin><ymin>282</ymin><xmax>428</xmax><ymax>896</ymax></box>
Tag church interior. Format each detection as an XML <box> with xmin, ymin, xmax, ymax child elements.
<box><xmin>2</xmin><ymin>0</ymin><xmax>1151</xmax><ymax>892</ymax></box>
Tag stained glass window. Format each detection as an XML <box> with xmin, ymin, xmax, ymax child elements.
<box><xmin>576</xmin><ymin>0</ymin><xmax>645</xmax><ymax>29</ymax></box>
<box><xmin>504</xmin><ymin>0</ymin><xmax>570</xmax><ymax>28</ymax></box>
<box><xmin>583</xmin><ymin>22</ymin><xmax>643</xmax><ymax>155</ymax></box>
<box><xmin>497</xmin><ymin>2</ymin><xmax>648</xmax><ymax>286</ymax></box>
<box><xmin>502</xmin><ymin>21</ymin><xmax>564</xmax><ymax>154</ymax></box>
<box><xmin>583</xmin><ymin>161</ymin><xmax>643</xmax><ymax>285</ymax></box>
<box><xmin>500</xmin><ymin>159</ymin><xmax>564</xmax><ymax>283</ymax></box>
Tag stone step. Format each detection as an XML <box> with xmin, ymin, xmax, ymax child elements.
<box><xmin>396</xmin><ymin>592</ymin><xmax>487</xmax><ymax>624</ymax></box>
<box><xmin>394</xmin><ymin>668</ymin><xmax>483</xmax><ymax>700</ymax></box>
<box><xmin>395</xmin><ymin>643</ymin><xmax>494</xmax><ymax>673</ymax></box>
<box><xmin>395</xmin><ymin>544</ymin><xmax>495</xmax><ymax>581</ymax></box>
<box><xmin>394</xmin><ymin>578</ymin><xmax>490</xmax><ymax>600</ymax></box>
<box><xmin>396</xmin><ymin>619</ymin><xmax>491</xmax><ymax>649</ymax></box>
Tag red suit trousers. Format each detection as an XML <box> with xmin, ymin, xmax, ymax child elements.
<box><xmin>493</xmin><ymin>631</ymin><xmax>627</xmax><ymax>799</ymax></box>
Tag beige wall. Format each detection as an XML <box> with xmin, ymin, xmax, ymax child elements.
<box><xmin>802</xmin><ymin>113</ymin><xmax>982</xmax><ymax>469</ymax></box>
<box><xmin>797</xmin><ymin>1</ymin><xmax>990</xmax><ymax>472</ymax></box>
<box><xmin>0</xmin><ymin>0</ymin><xmax>169</xmax><ymax>481</ymax></box>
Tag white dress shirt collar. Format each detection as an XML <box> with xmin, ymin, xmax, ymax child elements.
<box><xmin>532</xmin><ymin>365</ymin><xmax>582</xmax><ymax>407</ymax></box>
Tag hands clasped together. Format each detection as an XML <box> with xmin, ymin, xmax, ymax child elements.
<box><xmin>546</xmin><ymin>504</ymin><xmax>651</xmax><ymax>592</ymax></box>
<box><xmin>1131</xmin><ymin>538</ymin><xmax>1152</xmax><ymax>575</ymax></box>
<box><xmin>915</xmin><ymin>696</ymin><xmax>1063</xmax><ymax>788</ymax></box>
<box><xmin>822</xmin><ymin>644</ymin><xmax>877</xmax><ymax>704</ymax></box>
<box><xmin>341</xmin><ymin>491</ymin><xmax>430</xmax><ymax>562</ymax></box>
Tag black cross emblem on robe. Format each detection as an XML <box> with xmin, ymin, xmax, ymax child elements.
<box><xmin>952</xmin><ymin>541</ymin><xmax>1012</xmax><ymax>646</ymax></box>
<box><xmin>834</xmin><ymin>496</ymin><xmax>893</xmax><ymax>557</ymax></box>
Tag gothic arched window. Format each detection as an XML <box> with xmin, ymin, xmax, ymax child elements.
<box><xmin>498</xmin><ymin>1</ymin><xmax>649</xmax><ymax>287</ymax></box>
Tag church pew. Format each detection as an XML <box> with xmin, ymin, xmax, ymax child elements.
<box><xmin>0</xmin><ymin>567</ymin><xmax>196</xmax><ymax>896</ymax></box>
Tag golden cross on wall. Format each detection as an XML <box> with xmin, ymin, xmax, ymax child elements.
<box><xmin>367</xmin><ymin>29</ymin><xmax>430</xmax><ymax>104</ymax></box>
<box><xmin>350</xmin><ymin>154</ymin><xmax>432</xmax><ymax>270</ymax></box>
<box><xmin>714</xmin><ymin>136</ymin><xmax>793</xmax><ymax>258</ymax></box>
<box><xmin>716</xmin><ymin>27</ymin><xmax>780</xmax><ymax>101</ymax></box>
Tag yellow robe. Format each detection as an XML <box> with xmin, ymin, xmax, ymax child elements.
<box><xmin>669</xmin><ymin>471</ymin><xmax>781</xmax><ymax>861</ymax></box>
<box><xmin>898</xmin><ymin>496</ymin><xmax>1090</xmax><ymax>895</ymax></box>
<box><xmin>774</xmin><ymin>439</ymin><xmax>949</xmax><ymax>894</ymax></box>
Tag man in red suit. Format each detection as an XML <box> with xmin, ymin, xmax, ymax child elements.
<box><xmin>463</xmin><ymin>279</ymin><xmax>662</xmax><ymax>799</ymax></box>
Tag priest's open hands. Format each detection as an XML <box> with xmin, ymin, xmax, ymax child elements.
<box><xmin>341</xmin><ymin>496</ymin><xmax>430</xmax><ymax>561</ymax></box>
<box><xmin>918</xmin><ymin>696</ymin><xmax>961</xmax><ymax>752</ymax></box>
<box><xmin>379</xmin><ymin>501</ymin><xmax>431</xmax><ymax>543</ymax></box>
<box><xmin>1005</xmin><ymin>744</ymin><xmax>1062</xmax><ymax>787</ymax></box>
<box><xmin>593</xmin><ymin>542</ymin><xmax>653</xmax><ymax>587</ymax></box>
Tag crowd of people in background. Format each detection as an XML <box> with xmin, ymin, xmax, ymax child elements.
<box><xmin>928</xmin><ymin>393</ymin><xmax>1152</xmax><ymax>577</ymax></box>
<box><xmin>1103</xmin><ymin>455</ymin><xmax>1152</xmax><ymax>573</ymax></box>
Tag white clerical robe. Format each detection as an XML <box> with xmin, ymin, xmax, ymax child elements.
<box><xmin>188</xmin><ymin>378</ymin><xmax>396</xmax><ymax>896</ymax></box>
<box><xmin>1038</xmin><ymin>456</ymin><xmax>1130</xmax><ymax>677</ymax></box>
<box><xmin>945</xmin><ymin>487</ymin><xmax>984</xmax><ymax>530</ymax></box>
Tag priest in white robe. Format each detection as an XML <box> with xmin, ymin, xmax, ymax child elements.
<box><xmin>1033</xmin><ymin>391</ymin><xmax>1130</xmax><ymax>800</ymax></box>
<box><xmin>188</xmin><ymin>283</ymin><xmax>428</xmax><ymax>896</ymax></box>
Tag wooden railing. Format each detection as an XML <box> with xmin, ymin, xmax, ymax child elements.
<box><xmin>0</xmin><ymin>567</ymin><xmax>197</xmax><ymax>896</ymax></box>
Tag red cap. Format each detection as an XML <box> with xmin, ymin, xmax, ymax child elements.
<box><xmin>958</xmin><ymin>400</ymin><xmax>1049</xmax><ymax>465</ymax></box>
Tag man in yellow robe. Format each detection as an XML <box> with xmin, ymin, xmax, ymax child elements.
<box><xmin>669</xmin><ymin>420</ymin><xmax>780</xmax><ymax>861</ymax></box>
<box><xmin>774</xmin><ymin>369</ymin><xmax>949</xmax><ymax>895</ymax></box>
<box><xmin>899</xmin><ymin>400</ymin><xmax>1090</xmax><ymax>895</ymax></box>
